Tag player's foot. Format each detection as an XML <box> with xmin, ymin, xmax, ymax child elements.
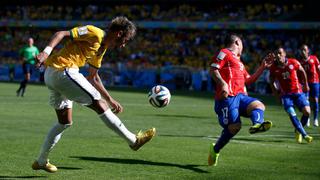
<box><xmin>295</xmin><ymin>131</ymin><xmax>302</xmax><ymax>144</ymax></box>
<box><xmin>32</xmin><ymin>160</ymin><xmax>57</xmax><ymax>173</ymax></box>
<box><xmin>314</xmin><ymin>119</ymin><xmax>319</xmax><ymax>127</ymax></box>
<box><xmin>16</xmin><ymin>89</ymin><xmax>20</xmax><ymax>96</ymax></box>
<box><xmin>249</xmin><ymin>121</ymin><xmax>272</xmax><ymax>134</ymax></box>
<box><xmin>208</xmin><ymin>143</ymin><xmax>219</xmax><ymax>166</ymax></box>
<box><xmin>306</xmin><ymin>118</ymin><xmax>310</xmax><ymax>127</ymax></box>
<box><xmin>130</xmin><ymin>128</ymin><xmax>156</xmax><ymax>151</ymax></box>
<box><xmin>304</xmin><ymin>135</ymin><xmax>313</xmax><ymax>143</ymax></box>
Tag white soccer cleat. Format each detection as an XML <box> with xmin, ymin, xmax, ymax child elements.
<box><xmin>306</xmin><ymin>118</ymin><xmax>310</xmax><ymax>127</ymax></box>
<box><xmin>314</xmin><ymin>119</ymin><xmax>319</xmax><ymax>127</ymax></box>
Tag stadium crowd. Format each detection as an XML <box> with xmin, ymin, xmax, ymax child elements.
<box><xmin>0</xmin><ymin>2</ymin><xmax>304</xmax><ymax>22</ymax></box>
<box><xmin>0</xmin><ymin>1</ymin><xmax>318</xmax><ymax>92</ymax></box>
<box><xmin>1</xmin><ymin>28</ymin><xmax>319</xmax><ymax>71</ymax></box>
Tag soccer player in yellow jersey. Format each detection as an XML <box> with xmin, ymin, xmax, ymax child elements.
<box><xmin>31</xmin><ymin>16</ymin><xmax>156</xmax><ymax>173</ymax></box>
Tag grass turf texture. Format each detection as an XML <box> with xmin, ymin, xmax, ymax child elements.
<box><xmin>0</xmin><ymin>82</ymin><xmax>319</xmax><ymax>179</ymax></box>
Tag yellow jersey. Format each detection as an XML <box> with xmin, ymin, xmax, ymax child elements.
<box><xmin>45</xmin><ymin>25</ymin><xmax>107</xmax><ymax>70</ymax></box>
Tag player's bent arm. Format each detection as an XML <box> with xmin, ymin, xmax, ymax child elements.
<box><xmin>245</xmin><ymin>65</ymin><xmax>265</xmax><ymax>85</ymax></box>
<box><xmin>36</xmin><ymin>31</ymin><xmax>71</xmax><ymax>65</ymax></box>
<box><xmin>210</xmin><ymin>67</ymin><xmax>229</xmax><ymax>98</ymax></box>
<box><xmin>87</xmin><ymin>66</ymin><xmax>123</xmax><ymax>113</ymax></box>
<box><xmin>87</xmin><ymin>66</ymin><xmax>113</xmax><ymax>102</ymax></box>
<box><xmin>298</xmin><ymin>66</ymin><xmax>309</xmax><ymax>92</ymax></box>
<box><xmin>46</xmin><ymin>31</ymin><xmax>71</xmax><ymax>49</ymax></box>
<box><xmin>246</xmin><ymin>53</ymin><xmax>274</xmax><ymax>85</ymax></box>
<box><xmin>269</xmin><ymin>75</ymin><xmax>280</xmax><ymax>101</ymax></box>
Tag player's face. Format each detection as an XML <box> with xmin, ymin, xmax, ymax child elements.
<box><xmin>236</xmin><ymin>38</ymin><xmax>243</xmax><ymax>56</ymax></box>
<box><xmin>275</xmin><ymin>48</ymin><xmax>286</xmax><ymax>65</ymax></box>
<box><xmin>109</xmin><ymin>31</ymin><xmax>130</xmax><ymax>49</ymax></box>
<box><xmin>28</xmin><ymin>38</ymin><xmax>34</xmax><ymax>46</ymax></box>
<box><xmin>300</xmin><ymin>45</ymin><xmax>309</xmax><ymax>59</ymax></box>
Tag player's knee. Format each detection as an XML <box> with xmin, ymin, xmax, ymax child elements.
<box><xmin>247</xmin><ymin>101</ymin><xmax>265</xmax><ymax>113</ymax></box>
<box><xmin>286</xmin><ymin>107</ymin><xmax>296</xmax><ymax>116</ymax></box>
<box><xmin>89</xmin><ymin>99</ymin><xmax>108</xmax><ymax>114</ymax></box>
<box><xmin>302</xmin><ymin>106</ymin><xmax>311</xmax><ymax>116</ymax></box>
<box><xmin>61</xmin><ymin>122</ymin><xmax>72</xmax><ymax>129</ymax></box>
<box><xmin>228</xmin><ymin>123</ymin><xmax>241</xmax><ymax>135</ymax></box>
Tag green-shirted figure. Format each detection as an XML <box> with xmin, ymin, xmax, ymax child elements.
<box><xmin>16</xmin><ymin>37</ymin><xmax>39</xmax><ymax>97</ymax></box>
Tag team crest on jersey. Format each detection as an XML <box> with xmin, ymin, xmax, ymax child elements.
<box><xmin>78</xmin><ymin>26</ymin><xmax>88</xmax><ymax>36</ymax></box>
<box><xmin>289</xmin><ymin>64</ymin><xmax>294</xmax><ymax>69</ymax></box>
<box><xmin>217</xmin><ymin>51</ymin><xmax>226</xmax><ymax>61</ymax></box>
<box><xmin>310</xmin><ymin>59</ymin><xmax>314</xmax><ymax>63</ymax></box>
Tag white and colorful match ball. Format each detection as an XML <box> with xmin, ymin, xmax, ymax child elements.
<box><xmin>148</xmin><ymin>85</ymin><xmax>171</xmax><ymax>108</ymax></box>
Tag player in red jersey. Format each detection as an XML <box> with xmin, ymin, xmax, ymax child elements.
<box><xmin>208</xmin><ymin>34</ymin><xmax>273</xmax><ymax>166</ymax></box>
<box><xmin>299</xmin><ymin>44</ymin><xmax>320</xmax><ymax>127</ymax></box>
<box><xmin>269</xmin><ymin>47</ymin><xmax>313</xmax><ymax>143</ymax></box>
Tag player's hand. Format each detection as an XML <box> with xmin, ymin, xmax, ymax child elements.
<box><xmin>262</xmin><ymin>53</ymin><xmax>275</xmax><ymax>69</ymax></box>
<box><xmin>303</xmin><ymin>84</ymin><xmax>310</xmax><ymax>92</ymax></box>
<box><xmin>108</xmin><ymin>98</ymin><xmax>123</xmax><ymax>114</ymax></box>
<box><xmin>35</xmin><ymin>52</ymin><xmax>49</xmax><ymax>68</ymax></box>
<box><xmin>221</xmin><ymin>83</ymin><xmax>229</xmax><ymax>99</ymax></box>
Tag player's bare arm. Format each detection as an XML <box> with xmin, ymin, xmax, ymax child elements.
<box><xmin>298</xmin><ymin>65</ymin><xmax>310</xmax><ymax>92</ymax></box>
<box><xmin>87</xmin><ymin>66</ymin><xmax>123</xmax><ymax>113</ymax></box>
<box><xmin>269</xmin><ymin>75</ymin><xmax>281</xmax><ymax>103</ymax></box>
<box><xmin>36</xmin><ymin>31</ymin><xmax>70</xmax><ymax>67</ymax></box>
<box><xmin>245</xmin><ymin>53</ymin><xmax>274</xmax><ymax>85</ymax></box>
<box><xmin>210</xmin><ymin>68</ymin><xmax>228</xmax><ymax>99</ymax></box>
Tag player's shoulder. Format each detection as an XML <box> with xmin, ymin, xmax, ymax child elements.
<box><xmin>215</xmin><ymin>48</ymin><xmax>231</xmax><ymax>60</ymax></box>
<box><xmin>86</xmin><ymin>25</ymin><xmax>103</xmax><ymax>32</ymax></box>
<box><xmin>288</xmin><ymin>58</ymin><xmax>299</xmax><ymax>64</ymax></box>
<box><xmin>309</xmin><ymin>55</ymin><xmax>319</xmax><ymax>60</ymax></box>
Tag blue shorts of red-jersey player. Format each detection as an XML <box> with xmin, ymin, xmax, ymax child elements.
<box><xmin>214</xmin><ymin>93</ymin><xmax>260</xmax><ymax>128</ymax></box>
<box><xmin>281</xmin><ymin>93</ymin><xmax>310</xmax><ymax>111</ymax></box>
<box><xmin>305</xmin><ymin>83</ymin><xmax>319</xmax><ymax>99</ymax></box>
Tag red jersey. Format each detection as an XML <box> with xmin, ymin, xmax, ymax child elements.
<box><xmin>299</xmin><ymin>55</ymin><xmax>320</xmax><ymax>83</ymax></box>
<box><xmin>269</xmin><ymin>58</ymin><xmax>302</xmax><ymax>95</ymax></box>
<box><xmin>211</xmin><ymin>48</ymin><xmax>250</xmax><ymax>100</ymax></box>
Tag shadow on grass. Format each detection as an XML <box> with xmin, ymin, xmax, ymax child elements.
<box><xmin>233</xmin><ymin>137</ymin><xmax>285</xmax><ymax>143</ymax></box>
<box><xmin>70</xmin><ymin>156</ymin><xmax>208</xmax><ymax>173</ymax></box>
<box><xmin>0</xmin><ymin>176</ymin><xmax>47</xmax><ymax>179</ymax></box>
<box><xmin>151</xmin><ymin>114</ymin><xmax>211</xmax><ymax>119</ymax></box>
<box><xmin>159</xmin><ymin>134</ymin><xmax>208</xmax><ymax>138</ymax></box>
<box><xmin>57</xmin><ymin>166</ymin><xmax>82</xmax><ymax>170</ymax></box>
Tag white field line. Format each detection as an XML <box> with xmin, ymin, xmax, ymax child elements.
<box><xmin>203</xmin><ymin>133</ymin><xmax>320</xmax><ymax>150</ymax></box>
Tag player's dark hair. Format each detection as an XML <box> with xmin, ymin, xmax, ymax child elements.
<box><xmin>108</xmin><ymin>16</ymin><xmax>137</xmax><ymax>41</ymax></box>
<box><xmin>273</xmin><ymin>45</ymin><xmax>284</xmax><ymax>54</ymax></box>
<box><xmin>224</xmin><ymin>33</ymin><xmax>241</xmax><ymax>47</ymax></box>
<box><xmin>300</xmin><ymin>44</ymin><xmax>308</xmax><ymax>49</ymax></box>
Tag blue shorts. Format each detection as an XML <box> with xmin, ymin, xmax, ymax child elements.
<box><xmin>22</xmin><ymin>63</ymin><xmax>34</xmax><ymax>74</ymax></box>
<box><xmin>308</xmin><ymin>83</ymin><xmax>319</xmax><ymax>98</ymax></box>
<box><xmin>281</xmin><ymin>93</ymin><xmax>310</xmax><ymax>111</ymax></box>
<box><xmin>214</xmin><ymin>93</ymin><xmax>258</xmax><ymax>128</ymax></box>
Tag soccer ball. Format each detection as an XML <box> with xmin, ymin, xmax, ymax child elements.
<box><xmin>148</xmin><ymin>85</ymin><xmax>171</xmax><ymax>108</ymax></box>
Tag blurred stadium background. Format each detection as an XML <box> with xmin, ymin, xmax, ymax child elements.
<box><xmin>0</xmin><ymin>0</ymin><xmax>319</xmax><ymax>93</ymax></box>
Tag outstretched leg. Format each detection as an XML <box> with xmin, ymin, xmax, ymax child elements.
<box><xmin>32</xmin><ymin>108</ymin><xmax>72</xmax><ymax>173</ymax></box>
<box><xmin>246</xmin><ymin>100</ymin><xmax>272</xmax><ymax>134</ymax></box>
<box><xmin>209</xmin><ymin>123</ymin><xmax>241</xmax><ymax>166</ymax></box>
<box><xmin>88</xmin><ymin>100</ymin><xmax>155</xmax><ymax>151</ymax></box>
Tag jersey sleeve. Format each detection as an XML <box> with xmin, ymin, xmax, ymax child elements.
<box><xmin>313</xmin><ymin>55</ymin><xmax>320</xmax><ymax>68</ymax></box>
<box><xmin>70</xmin><ymin>25</ymin><xmax>99</xmax><ymax>43</ymax></box>
<box><xmin>210</xmin><ymin>50</ymin><xmax>228</xmax><ymax>69</ymax></box>
<box><xmin>243</xmin><ymin>68</ymin><xmax>250</xmax><ymax>79</ymax></box>
<box><xmin>293</xmin><ymin>59</ymin><xmax>302</xmax><ymax>70</ymax></box>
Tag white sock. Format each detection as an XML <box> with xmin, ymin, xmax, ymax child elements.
<box><xmin>37</xmin><ymin>122</ymin><xmax>71</xmax><ymax>165</ymax></box>
<box><xmin>99</xmin><ymin>109</ymin><xmax>136</xmax><ymax>145</ymax></box>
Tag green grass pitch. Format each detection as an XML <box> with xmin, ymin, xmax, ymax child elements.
<box><xmin>0</xmin><ymin>82</ymin><xmax>319</xmax><ymax>179</ymax></box>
